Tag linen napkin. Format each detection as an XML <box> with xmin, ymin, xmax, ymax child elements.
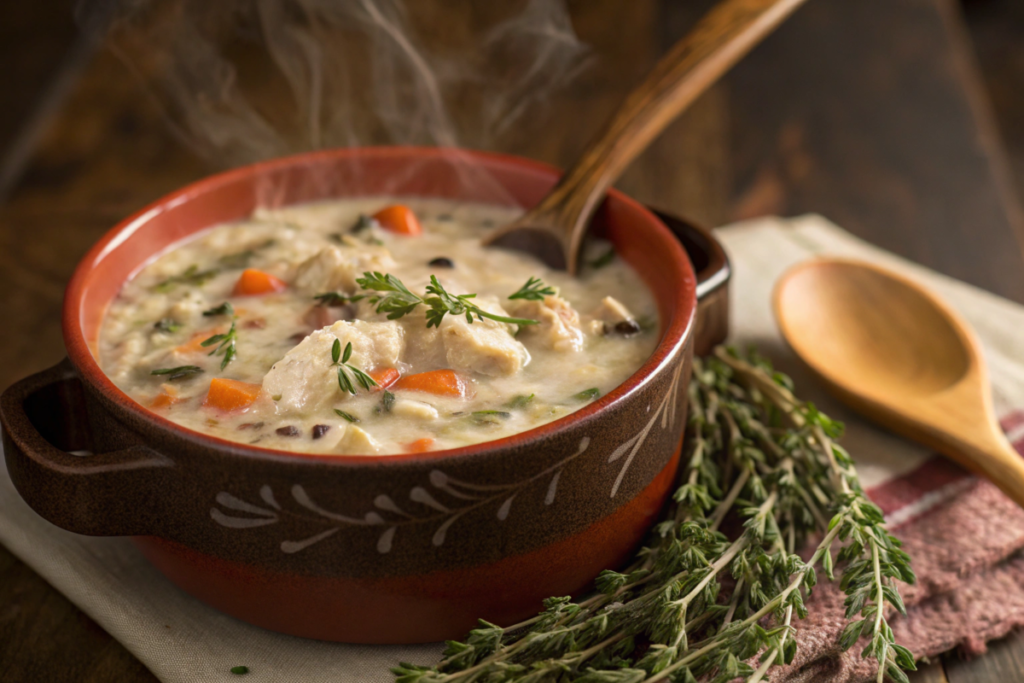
<box><xmin>3</xmin><ymin>214</ymin><xmax>1024</xmax><ymax>682</ymax></box>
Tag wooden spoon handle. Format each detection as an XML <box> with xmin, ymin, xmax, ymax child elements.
<box><xmin>532</xmin><ymin>0</ymin><xmax>808</xmax><ymax>263</ymax></box>
<box><xmin>954</xmin><ymin>434</ymin><xmax>1024</xmax><ymax>510</ymax></box>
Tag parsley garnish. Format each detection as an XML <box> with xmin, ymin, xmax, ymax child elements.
<box><xmin>508</xmin><ymin>276</ymin><xmax>556</xmax><ymax>301</ymax></box>
<box><xmin>574</xmin><ymin>387</ymin><xmax>601</xmax><ymax>402</ymax></box>
<box><xmin>152</xmin><ymin>265</ymin><xmax>218</xmax><ymax>293</ymax></box>
<box><xmin>200</xmin><ymin>321</ymin><xmax>238</xmax><ymax>370</ymax></box>
<box><xmin>381</xmin><ymin>390</ymin><xmax>396</xmax><ymax>413</ymax></box>
<box><xmin>150</xmin><ymin>365</ymin><xmax>204</xmax><ymax>381</ymax></box>
<box><xmin>330</xmin><ymin>339</ymin><xmax>377</xmax><ymax>395</ymax></box>
<box><xmin>356</xmin><ymin>272</ymin><xmax>538</xmax><ymax>328</ymax></box>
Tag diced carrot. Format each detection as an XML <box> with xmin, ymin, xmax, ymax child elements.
<box><xmin>368</xmin><ymin>367</ymin><xmax>401</xmax><ymax>391</ymax></box>
<box><xmin>203</xmin><ymin>378</ymin><xmax>262</xmax><ymax>412</ymax></box>
<box><xmin>393</xmin><ymin>369</ymin><xmax>469</xmax><ymax>398</ymax></box>
<box><xmin>150</xmin><ymin>389</ymin><xmax>183</xmax><ymax>409</ymax></box>
<box><xmin>372</xmin><ymin>204</ymin><xmax>422</xmax><ymax>236</ymax></box>
<box><xmin>404</xmin><ymin>437</ymin><xmax>435</xmax><ymax>453</ymax></box>
<box><xmin>232</xmin><ymin>268</ymin><xmax>287</xmax><ymax>296</ymax></box>
<box><xmin>176</xmin><ymin>327</ymin><xmax>226</xmax><ymax>355</ymax></box>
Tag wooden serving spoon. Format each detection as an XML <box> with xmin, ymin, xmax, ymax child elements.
<box><xmin>773</xmin><ymin>258</ymin><xmax>1024</xmax><ymax>509</ymax></box>
<box><xmin>484</xmin><ymin>0</ymin><xmax>809</xmax><ymax>274</ymax></box>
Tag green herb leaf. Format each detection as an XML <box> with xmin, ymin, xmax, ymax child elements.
<box><xmin>230</xmin><ymin>665</ymin><xmax>249</xmax><ymax>675</ymax></box>
<box><xmin>200</xmin><ymin>321</ymin><xmax>238</xmax><ymax>370</ymax></box>
<box><xmin>334</xmin><ymin>409</ymin><xmax>359</xmax><ymax>423</ymax></box>
<box><xmin>202</xmin><ymin>302</ymin><xmax>234</xmax><ymax>317</ymax></box>
<box><xmin>153</xmin><ymin>318</ymin><xmax>181</xmax><ymax>333</ymax></box>
<box><xmin>508</xmin><ymin>276</ymin><xmax>556</xmax><ymax>301</ymax></box>
<box><xmin>152</xmin><ymin>264</ymin><xmax>218</xmax><ymax>293</ymax></box>
<box><xmin>219</xmin><ymin>239</ymin><xmax>275</xmax><ymax>269</ymax></box>
<box><xmin>315</xmin><ymin>291</ymin><xmax>366</xmax><ymax>307</ymax></box>
<box><xmin>588</xmin><ymin>247</ymin><xmax>616</xmax><ymax>269</ymax></box>
<box><xmin>506</xmin><ymin>394</ymin><xmax>535</xmax><ymax>409</ymax></box>
<box><xmin>150</xmin><ymin>365</ymin><xmax>204</xmax><ymax>381</ymax></box>
<box><xmin>574</xmin><ymin>387</ymin><xmax>601</xmax><ymax>402</ymax></box>
<box><xmin>328</xmin><ymin>337</ymin><xmax>377</xmax><ymax>395</ymax></box>
<box><xmin>381</xmin><ymin>390</ymin><xmax>395</xmax><ymax>413</ymax></box>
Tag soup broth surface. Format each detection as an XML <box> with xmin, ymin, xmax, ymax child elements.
<box><xmin>99</xmin><ymin>198</ymin><xmax>658</xmax><ymax>455</ymax></box>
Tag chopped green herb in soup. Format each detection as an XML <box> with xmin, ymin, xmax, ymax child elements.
<box><xmin>99</xmin><ymin>199</ymin><xmax>658</xmax><ymax>455</ymax></box>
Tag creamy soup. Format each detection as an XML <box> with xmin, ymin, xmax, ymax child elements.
<box><xmin>98</xmin><ymin>198</ymin><xmax>658</xmax><ymax>455</ymax></box>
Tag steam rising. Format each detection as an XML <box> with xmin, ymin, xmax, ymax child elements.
<box><xmin>76</xmin><ymin>0</ymin><xmax>592</xmax><ymax>169</ymax></box>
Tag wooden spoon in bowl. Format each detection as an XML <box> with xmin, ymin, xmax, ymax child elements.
<box><xmin>774</xmin><ymin>258</ymin><xmax>1024</xmax><ymax>509</ymax></box>
<box><xmin>483</xmin><ymin>0</ymin><xmax>809</xmax><ymax>274</ymax></box>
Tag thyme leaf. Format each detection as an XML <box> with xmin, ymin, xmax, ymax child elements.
<box><xmin>506</xmin><ymin>394</ymin><xmax>535</xmax><ymax>409</ymax></box>
<box><xmin>150</xmin><ymin>365</ymin><xmax>204</xmax><ymax>381</ymax></box>
<box><xmin>202</xmin><ymin>302</ymin><xmax>234</xmax><ymax>317</ymax></box>
<box><xmin>574</xmin><ymin>387</ymin><xmax>601</xmax><ymax>402</ymax></box>
<box><xmin>314</xmin><ymin>292</ymin><xmax>366</xmax><ymax>307</ymax></box>
<box><xmin>153</xmin><ymin>318</ymin><xmax>181</xmax><ymax>333</ymax></box>
<box><xmin>334</xmin><ymin>409</ymin><xmax>360</xmax><ymax>423</ymax></box>
<box><xmin>152</xmin><ymin>264</ymin><xmax>218</xmax><ymax>293</ymax></box>
<box><xmin>330</xmin><ymin>339</ymin><xmax>377</xmax><ymax>395</ymax></box>
<box><xmin>200</xmin><ymin>321</ymin><xmax>238</xmax><ymax>370</ymax></box>
<box><xmin>219</xmin><ymin>240</ymin><xmax>275</xmax><ymax>269</ymax></box>
<box><xmin>589</xmin><ymin>247</ymin><xmax>616</xmax><ymax>269</ymax></box>
<box><xmin>508</xmin><ymin>276</ymin><xmax>556</xmax><ymax>301</ymax></box>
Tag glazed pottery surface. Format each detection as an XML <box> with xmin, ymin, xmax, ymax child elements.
<box><xmin>1</xmin><ymin>147</ymin><xmax>724</xmax><ymax>643</ymax></box>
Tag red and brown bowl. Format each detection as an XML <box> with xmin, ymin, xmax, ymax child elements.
<box><xmin>0</xmin><ymin>147</ymin><xmax>728</xmax><ymax>644</ymax></box>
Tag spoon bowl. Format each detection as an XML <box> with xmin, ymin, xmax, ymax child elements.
<box><xmin>774</xmin><ymin>258</ymin><xmax>1024</xmax><ymax>508</ymax></box>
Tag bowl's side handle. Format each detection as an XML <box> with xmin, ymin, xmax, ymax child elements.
<box><xmin>650</xmin><ymin>209</ymin><xmax>730</xmax><ymax>356</ymax></box>
<box><xmin>1</xmin><ymin>358</ymin><xmax>174</xmax><ymax>536</ymax></box>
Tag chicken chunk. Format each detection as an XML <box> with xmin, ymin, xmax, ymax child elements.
<box><xmin>587</xmin><ymin>296</ymin><xmax>641</xmax><ymax>336</ymax></box>
<box><xmin>291</xmin><ymin>245</ymin><xmax>396</xmax><ymax>295</ymax></box>
<box><xmin>337</xmin><ymin>424</ymin><xmax>381</xmax><ymax>455</ymax></box>
<box><xmin>439</xmin><ymin>296</ymin><xmax>530</xmax><ymax>376</ymax></box>
<box><xmin>262</xmin><ymin>320</ymin><xmax>404</xmax><ymax>415</ymax></box>
<box><xmin>507</xmin><ymin>294</ymin><xmax>584</xmax><ymax>352</ymax></box>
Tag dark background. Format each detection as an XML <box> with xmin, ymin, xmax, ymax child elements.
<box><xmin>1</xmin><ymin>0</ymin><xmax>1023</xmax><ymax>681</ymax></box>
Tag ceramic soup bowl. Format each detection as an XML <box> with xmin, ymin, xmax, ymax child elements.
<box><xmin>0</xmin><ymin>147</ymin><xmax>728</xmax><ymax>644</ymax></box>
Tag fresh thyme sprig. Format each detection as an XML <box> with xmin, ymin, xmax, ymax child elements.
<box><xmin>200</xmin><ymin>321</ymin><xmax>238</xmax><ymax>370</ymax></box>
<box><xmin>330</xmin><ymin>338</ymin><xmax>377</xmax><ymax>395</ymax></box>
<box><xmin>392</xmin><ymin>346</ymin><xmax>915</xmax><ymax>683</ymax></box>
<box><xmin>356</xmin><ymin>272</ymin><xmax>538</xmax><ymax>328</ymax></box>
<box><xmin>508</xmin><ymin>277</ymin><xmax>556</xmax><ymax>301</ymax></box>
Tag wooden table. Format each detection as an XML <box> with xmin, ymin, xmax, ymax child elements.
<box><xmin>2</xmin><ymin>0</ymin><xmax>1023</xmax><ymax>680</ymax></box>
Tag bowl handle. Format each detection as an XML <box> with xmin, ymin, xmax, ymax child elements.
<box><xmin>649</xmin><ymin>208</ymin><xmax>731</xmax><ymax>355</ymax></box>
<box><xmin>1</xmin><ymin>358</ymin><xmax>174</xmax><ymax>536</ymax></box>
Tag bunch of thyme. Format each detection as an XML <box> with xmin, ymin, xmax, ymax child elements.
<box><xmin>394</xmin><ymin>346</ymin><xmax>916</xmax><ymax>683</ymax></box>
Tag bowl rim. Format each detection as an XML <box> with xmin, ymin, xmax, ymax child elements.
<box><xmin>62</xmin><ymin>146</ymin><xmax>697</xmax><ymax>466</ymax></box>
